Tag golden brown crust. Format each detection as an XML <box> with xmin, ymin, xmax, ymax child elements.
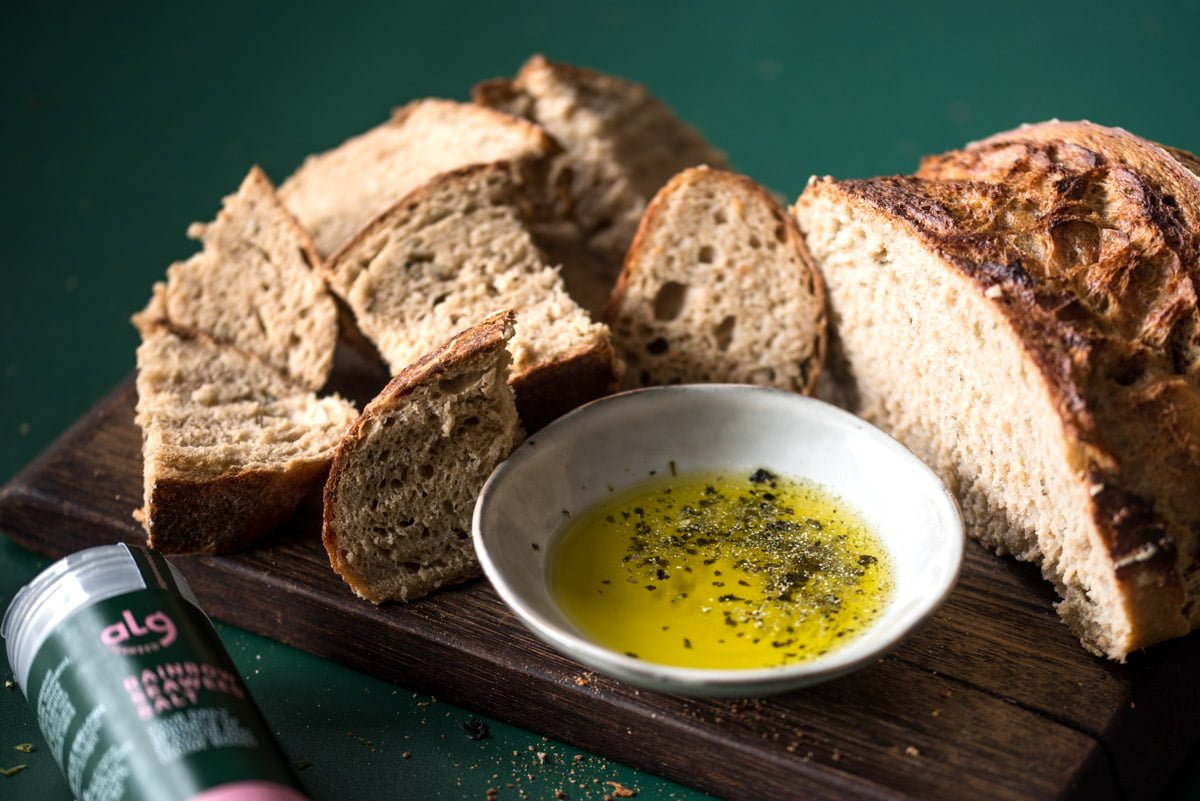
<box><xmin>322</xmin><ymin>310</ymin><xmax>516</xmax><ymax>599</ymax></box>
<box><xmin>803</xmin><ymin>120</ymin><xmax>1200</xmax><ymax>654</ymax></box>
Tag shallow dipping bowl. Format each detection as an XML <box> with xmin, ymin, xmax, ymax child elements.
<box><xmin>473</xmin><ymin>385</ymin><xmax>963</xmax><ymax>696</ymax></box>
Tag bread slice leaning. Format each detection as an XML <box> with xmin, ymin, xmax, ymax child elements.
<box><xmin>135</xmin><ymin>325</ymin><xmax>358</xmax><ymax>554</ymax></box>
<box><xmin>132</xmin><ymin>166</ymin><xmax>356</xmax><ymax>554</ymax></box>
<box><xmin>279</xmin><ymin>98</ymin><xmax>559</xmax><ymax>258</ymax></box>
<box><xmin>324</xmin><ymin>160</ymin><xmax>620</xmax><ymax>431</ymax></box>
<box><xmin>475</xmin><ymin>54</ymin><xmax>728</xmax><ymax>312</ymax></box>
<box><xmin>323</xmin><ymin>310</ymin><xmax>522</xmax><ymax>603</ymax></box>
<box><xmin>133</xmin><ymin>166</ymin><xmax>338</xmax><ymax>391</ymax></box>
<box><xmin>607</xmin><ymin>166</ymin><xmax>825</xmax><ymax>392</ymax></box>
<box><xmin>793</xmin><ymin>120</ymin><xmax>1200</xmax><ymax>660</ymax></box>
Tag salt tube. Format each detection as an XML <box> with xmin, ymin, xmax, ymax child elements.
<box><xmin>3</xmin><ymin>543</ymin><xmax>311</xmax><ymax>801</ymax></box>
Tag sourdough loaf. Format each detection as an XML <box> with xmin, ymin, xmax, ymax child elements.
<box><xmin>279</xmin><ymin>98</ymin><xmax>558</xmax><ymax>258</ymax></box>
<box><xmin>607</xmin><ymin>166</ymin><xmax>825</xmax><ymax>392</ymax></box>
<box><xmin>475</xmin><ymin>55</ymin><xmax>728</xmax><ymax>313</ymax></box>
<box><xmin>793</xmin><ymin>121</ymin><xmax>1200</xmax><ymax>659</ymax></box>
<box><xmin>134</xmin><ymin>325</ymin><xmax>358</xmax><ymax>554</ymax></box>
<box><xmin>323</xmin><ymin>311</ymin><xmax>521</xmax><ymax>603</ymax></box>
<box><xmin>134</xmin><ymin>166</ymin><xmax>338</xmax><ymax>390</ymax></box>
<box><xmin>324</xmin><ymin>160</ymin><xmax>620</xmax><ymax>431</ymax></box>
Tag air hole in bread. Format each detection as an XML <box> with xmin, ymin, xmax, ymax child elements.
<box><xmin>1108</xmin><ymin>356</ymin><xmax>1146</xmax><ymax>387</ymax></box>
<box><xmin>398</xmin><ymin>518</ymin><xmax>416</xmax><ymax>527</ymax></box>
<box><xmin>1050</xmin><ymin>220</ymin><xmax>1101</xmax><ymax>266</ymax></box>
<box><xmin>452</xmin><ymin>528</ymin><xmax>468</xmax><ymax>540</ymax></box>
<box><xmin>653</xmin><ymin>281</ymin><xmax>689</xmax><ymax>321</ymax></box>
<box><xmin>442</xmin><ymin>499</ymin><xmax>456</xmax><ymax>517</ymax></box>
<box><xmin>439</xmin><ymin>370</ymin><xmax>484</xmax><ymax>395</ymax></box>
<box><xmin>461</xmin><ymin>415</ymin><xmax>481</xmax><ymax>427</ymax></box>
<box><xmin>714</xmin><ymin>210</ymin><xmax>727</xmax><ymax>225</ymax></box>
<box><xmin>774</xmin><ymin>223</ymin><xmax>787</xmax><ymax>244</ymax></box>
<box><xmin>432</xmin><ymin>293</ymin><xmax>449</xmax><ymax>308</ymax></box>
<box><xmin>713</xmin><ymin>316</ymin><xmax>736</xmax><ymax>351</ymax></box>
<box><xmin>418</xmin><ymin>463</ymin><xmax>435</xmax><ymax>479</ymax></box>
<box><xmin>403</xmin><ymin>252</ymin><xmax>434</xmax><ymax>269</ymax></box>
<box><xmin>749</xmin><ymin>235</ymin><xmax>762</xmax><ymax>250</ymax></box>
<box><xmin>401</xmin><ymin>561</ymin><xmax>422</xmax><ymax>573</ymax></box>
<box><xmin>698</xmin><ymin>245</ymin><xmax>715</xmax><ymax>264</ymax></box>
<box><xmin>646</xmin><ymin>338</ymin><xmax>669</xmax><ymax>356</ymax></box>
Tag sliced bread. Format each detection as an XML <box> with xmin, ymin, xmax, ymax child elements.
<box><xmin>607</xmin><ymin>166</ymin><xmax>825</xmax><ymax>392</ymax></box>
<box><xmin>323</xmin><ymin>310</ymin><xmax>521</xmax><ymax>603</ymax></box>
<box><xmin>135</xmin><ymin>325</ymin><xmax>358</xmax><ymax>554</ymax></box>
<box><xmin>279</xmin><ymin>98</ymin><xmax>558</xmax><ymax>258</ymax></box>
<box><xmin>132</xmin><ymin>166</ymin><xmax>338</xmax><ymax>391</ymax></box>
<box><xmin>324</xmin><ymin>160</ymin><xmax>620</xmax><ymax>431</ymax></box>
<box><xmin>475</xmin><ymin>55</ymin><xmax>728</xmax><ymax>308</ymax></box>
<box><xmin>792</xmin><ymin>121</ymin><xmax>1200</xmax><ymax>660</ymax></box>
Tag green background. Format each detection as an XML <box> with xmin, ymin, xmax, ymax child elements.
<box><xmin>2</xmin><ymin>2</ymin><xmax>1199</xmax><ymax>799</ymax></box>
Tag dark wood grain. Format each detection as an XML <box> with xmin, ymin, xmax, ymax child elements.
<box><xmin>2</xmin><ymin>375</ymin><xmax>1198</xmax><ymax>801</ymax></box>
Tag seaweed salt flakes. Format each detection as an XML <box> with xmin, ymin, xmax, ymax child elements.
<box><xmin>549</xmin><ymin>469</ymin><xmax>893</xmax><ymax>670</ymax></box>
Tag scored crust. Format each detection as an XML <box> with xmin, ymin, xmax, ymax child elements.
<box><xmin>322</xmin><ymin>310</ymin><xmax>521</xmax><ymax>603</ymax></box>
<box><xmin>793</xmin><ymin>120</ymin><xmax>1200</xmax><ymax>659</ymax></box>
<box><xmin>607</xmin><ymin>165</ymin><xmax>826</xmax><ymax>393</ymax></box>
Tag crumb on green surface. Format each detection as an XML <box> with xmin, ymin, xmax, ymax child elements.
<box><xmin>0</xmin><ymin>765</ymin><xmax>27</xmax><ymax>778</ymax></box>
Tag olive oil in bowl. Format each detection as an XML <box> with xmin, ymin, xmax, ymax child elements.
<box><xmin>548</xmin><ymin>468</ymin><xmax>893</xmax><ymax>670</ymax></box>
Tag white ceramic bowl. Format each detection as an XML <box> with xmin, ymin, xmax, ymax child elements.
<box><xmin>473</xmin><ymin>385</ymin><xmax>963</xmax><ymax>696</ymax></box>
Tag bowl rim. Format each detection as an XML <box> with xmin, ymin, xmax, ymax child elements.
<box><xmin>473</xmin><ymin>383</ymin><xmax>964</xmax><ymax>696</ymax></box>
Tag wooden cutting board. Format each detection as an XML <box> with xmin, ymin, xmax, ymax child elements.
<box><xmin>2</xmin><ymin>374</ymin><xmax>1198</xmax><ymax>801</ymax></box>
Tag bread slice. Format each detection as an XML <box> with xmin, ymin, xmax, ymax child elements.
<box><xmin>324</xmin><ymin>160</ymin><xmax>620</xmax><ymax>431</ymax></box>
<box><xmin>323</xmin><ymin>311</ymin><xmax>521</xmax><ymax>603</ymax></box>
<box><xmin>793</xmin><ymin>120</ymin><xmax>1200</xmax><ymax>660</ymax></box>
<box><xmin>279</xmin><ymin>98</ymin><xmax>558</xmax><ymax>258</ymax></box>
<box><xmin>135</xmin><ymin>325</ymin><xmax>358</xmax><ymax>554</ymax></box>
<box><xmin>607</xmin><ymin>166</ymin><xmax>825</xmax><ymax>392</ymax></box>
<box><xmin>475</xmin><ymin>55</ymin><xmax>728</xmax><ymax>309</ymax></box>
<box><xmin>132</xmin><ymin>167</ymin><xmax>337</xmax><ymax>391</ymax></box>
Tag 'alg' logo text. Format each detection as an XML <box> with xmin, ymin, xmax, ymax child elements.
<box><xmin>100</xmin><ymin>610</ymin><xmax>177</xmax><ymax>655</ymax></box>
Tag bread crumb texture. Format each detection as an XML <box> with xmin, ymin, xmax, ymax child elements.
<box><xmin>475</xmin><ymin>54</ymin><xmax>728</xmax><ymax>308</ymax></box>
<box><xmin>608</xmin><ymin>166</ymin><xmax>825</xmax><ymax>393</ymax></box>
<box><xmin>280</xmin><ymin>99</ymin><xmax>555</xmax><ymax>258</ymax></box>
<box><xmin>133</xmin><ymin>168</ymin><xmax>356</xmax><ymax>554</ymax></box>
<box><xmin>323</xmin><ymin>311</ymin><xmax>521</xmax><ymax>603</ymax></box>
<box><xmin>324</xmin><ymin>161</ymin><xmax>618</xmax><ymax>430</ymax></box>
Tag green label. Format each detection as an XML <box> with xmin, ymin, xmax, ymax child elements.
<box><xmin>26</xmin><ymin>587</ymin><xmax>305</xmax><ymax>801</ymax></box>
